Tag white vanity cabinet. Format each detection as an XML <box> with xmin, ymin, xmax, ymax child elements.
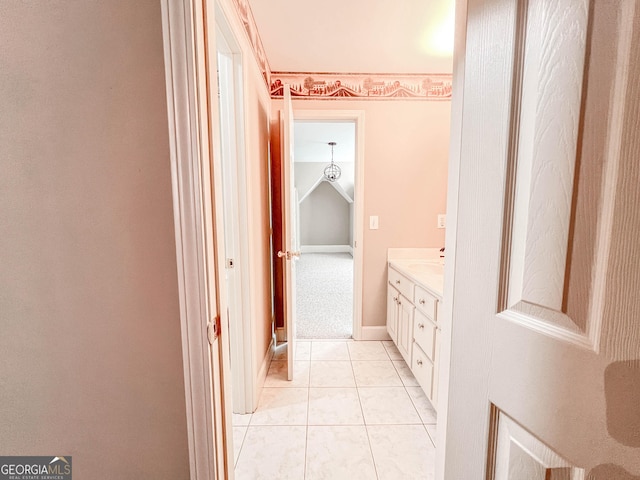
<box><xmin>386</xmin><ymin>284</ymin><xmax>399</xmax><ymax>344</ymax></box>
<box><xmin>386</xmin><ymin>263</ymin><xmax>441</xmax><ymax>408</ymax></box>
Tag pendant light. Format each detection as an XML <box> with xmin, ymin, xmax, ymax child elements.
<box><xmin>323</xmin><ymin>141</ymin><xmax>341</xmax><ymax>182</ymax></box>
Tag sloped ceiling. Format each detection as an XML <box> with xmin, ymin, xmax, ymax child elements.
<box><xmin>248</xmin><ymin>0</ymin><xmax>455</xmax><ymax>74</ymax></box>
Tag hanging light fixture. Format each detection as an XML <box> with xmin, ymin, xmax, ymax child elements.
<box><xmin>323</xmin><ymin>141</ymin><xmax>341</xmax><ymax>182</ymax></box>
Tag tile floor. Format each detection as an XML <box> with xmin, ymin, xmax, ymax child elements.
<box><xmin>233</xmin><ymin>340</ymin><xmax>437</xmax><ymax>480</ymax></box>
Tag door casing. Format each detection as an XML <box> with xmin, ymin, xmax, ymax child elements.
<box><xmin>289</xmin><ymin>109</ymin><xmax>366</xmax><ymax>341</ymax></box>
<box><xmin>160</xmin><ymin>0</ymin><xmax>234</xmax><ymax>478</ymax></box>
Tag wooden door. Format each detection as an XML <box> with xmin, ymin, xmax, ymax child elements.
<box><xmin>445</xmin><ymin>1</ymin><xmax>640</xmax><ymax>479</ymax></box>
<box><xmin>281</xmin><ymin>85</ymin><xmax>298</xmax><ymax>380</ymax></box>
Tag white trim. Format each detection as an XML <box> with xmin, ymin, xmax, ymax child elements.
<box><xmin>497</xmin><ymin>309</ymin><xmax>594</xmax><ymax>350</ymax></box>
<box><xmin>292</xmin><ymin>109</ymin><xmax>365</xmax><ymax>341</ymax></box>
<box><xmin>360</xmin><ymin>326</ymin><xmax>392</xmax><ymax>341</ymax></box>
<box><xmin>298</xmin><ymin>175</ymin><xmax>354</xmax><ymax>204</ymax></box>
<box><xmin>301</xmin><ymin>245</ymin><xmax>353</xmax><ymax>254</ymax></box>
<box><xmin>160</xmin><ymin>0</ymin><xmax>222</xmax><ymax>478</ymax></box>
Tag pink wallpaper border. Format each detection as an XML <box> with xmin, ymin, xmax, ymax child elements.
<box><xmin>269</xmin><ymin>72</ymin><xmax>452</xmax><ymax>101</ymax></box>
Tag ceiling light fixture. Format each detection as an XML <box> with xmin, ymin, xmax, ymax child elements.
<box><xmin>324</xmin><ymin>141</ymin><xmax>341</xmax><ymax>182</ymax></box>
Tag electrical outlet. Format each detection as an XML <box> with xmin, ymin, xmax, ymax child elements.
<box><xmin>369</xmin><ymin>215</ymin><xmax>379</xmax><ymax>230</ymax></box>
<box><xmin>437</xmin><ymin>214</ymin><xmax>446</xmax><ymax>229</ymax></box>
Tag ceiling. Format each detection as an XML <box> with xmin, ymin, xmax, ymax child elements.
<box><xmin>294</xmin><ymin>121</ymin><xmax>355</xmax><ymax>164</ymax></box>
<box><xmin>248</xmin><ymin>0</ymin><xmax>455</xmax><ymax>74</ymax></box>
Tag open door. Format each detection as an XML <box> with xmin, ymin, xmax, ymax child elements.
<box><xmin>444</xmin><ymin>1</ymin><xmax>640</xmax><ymax>479</ymax></box>
<box><xmin>161</xmin><ymin>0</ymin><xmax>235</xmax><ymax>478</ymax></box>
<box><xmin>280</xmin><ymin>85</ymin><xmax>299</xmax><ymax>380</ymax></box>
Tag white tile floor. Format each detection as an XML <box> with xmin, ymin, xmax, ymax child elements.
<box><xmin>233</xmin><ymin>340</ymin><xmax>437</xmax><ymax>480</ymax></box>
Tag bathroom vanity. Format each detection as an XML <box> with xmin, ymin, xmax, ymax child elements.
<box><xmin>386</xmin><ymin>249</ymin><xmax>444</xmax><ymax>409</ymax></box>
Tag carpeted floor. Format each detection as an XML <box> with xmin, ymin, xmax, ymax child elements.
<box><xmin>295</xmin><ymin>253</ymin><xmax>353</xmax><ymax>339</ymax></box>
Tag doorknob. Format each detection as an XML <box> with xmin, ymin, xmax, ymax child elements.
<box><xmin>277</xmin><ymin>250</ymin><xmax>301</xmax><ymax>260</ymax></box>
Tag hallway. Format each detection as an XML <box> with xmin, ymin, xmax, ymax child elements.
<box><xmin>233</xmin><ymin>340</ymin><xmax>437</xmax><ymax>479</ymax></box>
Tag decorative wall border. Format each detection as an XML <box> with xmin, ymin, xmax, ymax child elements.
<box><xmin>230</xmin><ymin>0</ymin><xmax>271</xmax><ymax>85</ymax></box>
<box><xmin>270</xmin><ymin>72</ymin><xmax>453</xmax><ymax>100</ymax></box>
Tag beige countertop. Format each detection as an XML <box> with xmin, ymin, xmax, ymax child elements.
<box><xmin>387</xmin><ymin>248</ymin><xmax>444</xmax><ymax>298</ymax></box>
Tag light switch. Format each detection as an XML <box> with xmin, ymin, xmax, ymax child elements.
<box><xmin>369</xmin><ymin>215</ymin><xmax>379</xmax><ymax>230</ymax></box>
<box><xmin>437</xmin><ymin>214</ymin><xmax>446</xmax><ymax>229</ymax></box>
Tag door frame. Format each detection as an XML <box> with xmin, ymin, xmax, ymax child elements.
<box><xmin>289</xmin><ymin>109</ymin><xmax>365</xmax><ymax>341</ymax></box>
<box><xmin>215</xmin><ymin>5</ymin><xmax>255</xmax><ymax>416</ymax></box>
<box><xmin>434</xmin><ymin>0</ymin><xmax>467</xmax><ymax>478</ymax></box>
<box><xmin>161</xmin><ymin>0</ymin><xmax>234</xmax><ymax>478</ymax></box>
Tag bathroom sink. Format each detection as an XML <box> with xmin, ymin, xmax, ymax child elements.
<box><xmin>389</xmin><ymin>259</ymin><xmax>445</xmax><ymax>298</ymax></box>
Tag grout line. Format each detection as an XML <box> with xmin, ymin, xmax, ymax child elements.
<box><xmin>424</xmin><ymin>423</ymin><xmax>436</xmax><ymax>448</ymax></box>
<box><xmin>403</xmin><ymin>380</ymin><xmax>429</xmax><ymax>425</ymax></box>
<box><xmin>391</xmin><ymin>357</ymin><xmax>420</xmax><ymax>389</ymax></box>
<box><xmin>303</xmin><ymin>363</ymin><xmax>311</xmax><ymax>479</ymax></box>
<box><xmin>233</xmin><ymin>425</ymin><xmax>248</xmax><ymax>469</ymax></box>
<box><xmin>352</xmin><ymin>356</ymin><xmax>381</xmax><ymax>480</ymax></box>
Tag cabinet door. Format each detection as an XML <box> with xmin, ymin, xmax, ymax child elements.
<box><xmin>397</xmin><ymin>294</ymin><xmax>414</xmax><ymax>365</ymax></box>
<box><xmin>413</xmin><ymin>309</ymin><xmax>437</xmax><ymax>362</ymax></box>
<box><xmin>412</xmin><ymin>343</ymin><xmax>435</xmax><ymax>402</ymax></box>
<box><xmin>386</xmin><ymin>284</ymin><xmax>399</xmax><ymax>343</ymax></box>
<box><xmin>432</xmin><ymin>328</ymin><xmax>441</xmax><ymax>406</ymax></box>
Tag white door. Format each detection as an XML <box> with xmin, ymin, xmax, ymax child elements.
<box><xmin>281</xmin><ymin>85</ymin><xmax>299</xmax><ymax>380</ymax></box>
<box><xmin>444</xmin><ymin>1</ymin><xmax>640</xmax><ymax>479</ymax></box>
<box><xmin>216</xmin><ymin>19</ymin><xmax>255</xmax><ymax>415</ymax></box>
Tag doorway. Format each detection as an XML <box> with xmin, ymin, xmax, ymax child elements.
<box><xmin>293</xmin><ymin>120</ymin><xmax>356</xmax><ymax>339</ymax></box>
<box><xmin>286</xmin><ymin>110</ymin><xmax>366</xmax><ymax>343</ymax></box>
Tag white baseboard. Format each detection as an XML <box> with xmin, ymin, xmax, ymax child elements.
<box><xmin>360</xmin><ymin>326</ymin><xmax>391</xmax><ymax>341</ymax></box>
<box><xmin>301</xmin><ymin>245</ymin><xmax>352</xmax><ymax>254</ymax></box>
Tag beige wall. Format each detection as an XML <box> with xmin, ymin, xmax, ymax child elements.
<box><xmin>245</xmin><ymin>71</ymin><xmax>274</xmax><ymax>381</ymax></box>
<box><xmin>0</xmin><ymin>1</ymin><xmax>189</xmax><ymax>478</ymax></box>
<box><xmin>274</xmin><ymin>99</ymin><xmax>451</xmax><ymax>328</ymax></box>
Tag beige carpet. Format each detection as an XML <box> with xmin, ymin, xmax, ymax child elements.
<box><xmin>295</xmin><ymin>253</ymin><xmax>353</xmax><ymax>339</ymax></box>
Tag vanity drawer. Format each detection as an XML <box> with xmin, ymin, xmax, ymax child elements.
<box><xmin>388</xmin><ymin>266</ymin><xmax>414</xmax><ymax>300</ymax></box>
<box><xmin>413</xmin><ymin>310</ymin><xmax>436</xmax><ymax>362</ymax></box>
<box><xmin>412</xmin><ymin>343</ymin><xmax>434</xmax><ymax>398</ymax></box>
<box><xmin>414</xmin><ymin>285</ymin><xmax>437</xmax><ymax>321</ymax></box>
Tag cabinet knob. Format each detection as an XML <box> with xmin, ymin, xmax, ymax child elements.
<box><xmin>417</xmin><ymin>359</ymin><xmax>423</xmax><ymax>366</ymax></box>
<box><xmin>418</xmin><ymin>323</ymin><xmax>425</xmax><ymax>329</ymax></box>
<box><xmin>419</xmin><ymin>299</ymin><xmax>426</xmax><ymax>305</ymax></box>
<box><xmin>395</xmin><ymin>280</ymin><xmax>401</xmax><ymax>285</ymax></box>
